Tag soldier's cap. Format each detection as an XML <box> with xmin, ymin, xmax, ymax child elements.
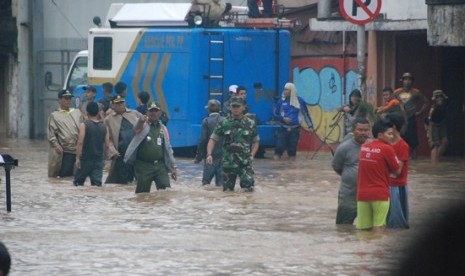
<box><xmin>400</xmin><ymin>72</ymin><xmax>414</xmax><ymax>81</ymax></box>
<box><xmin>230</xmin><ymin>97</ymin><xmax>244</xmax><ymax>106</ymax></box>
<box><xmin>229</xmin><ymin>84</ymin><xmax>238</xmax><ymax>94</ymax></box>
<box><xmin>147</xmin><ymin>101</ymin><xmax>161</xmax><ymax>111</ymax></box>
<box><xmin>205</xmin><ymin>99</ymin><xmax>221</xmax><ymax>109</ymax></box>
<box><xmin>432</xmin><ymin>89</ymin><xmax>448</xmax><ymax>100</ymax></box>
<box><xmin>111</xmin><ymin>95</ymin><xmax>126</xmax><ymax>103</ymax></box>
<box><xmin>58</xmin><ymin>89</ymin><xmax>73</xmax><ymax>99</ymax></box>
<box><xmin>84</xmin><ymin>85</ymin><xmax>97</xmax><ymax>92</ymax></box>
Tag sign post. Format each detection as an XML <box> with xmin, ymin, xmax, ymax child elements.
<box><xmin>339</xmin><ymin>0</ymin><xmax>382</xmax><ymax>26</ymax></box>
<box><xmin>0</xmin><ymin>154</ymin><xmax>18</xmax><ymax>212</ymax></box>
<box><xmin>339</xmin><ymin>0</ymin><xmax>382</xmax><ymax>94</ymax></box>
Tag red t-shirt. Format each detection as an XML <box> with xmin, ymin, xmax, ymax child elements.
<box><xmin>357</xmin><ymin>140</ymin><xmax>400</xmax><ymax>201</ymax></box>
<box><xmin>390</xmin><ymin>138</ymin><xmax>409</xmax><ymax>186</ymax></box>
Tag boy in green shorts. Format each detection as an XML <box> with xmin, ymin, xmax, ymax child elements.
<box><xmin>357</xmin><ymin>119</ymin><xmax>401</xmax><ymax>231</ymax></box>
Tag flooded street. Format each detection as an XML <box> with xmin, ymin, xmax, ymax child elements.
<box><xmin>1</xmin><ymin>139</ymin><xmax>465</xmax><ymax>275</ymax></box>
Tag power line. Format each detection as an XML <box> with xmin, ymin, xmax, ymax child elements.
<box><xmin>50</xmin><ymin>0</ymin><xmax>85</xmax><ymax>39</ymax></box>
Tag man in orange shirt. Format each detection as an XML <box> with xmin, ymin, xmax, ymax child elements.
<box><xmin>376</xmin><ymin>87</ymin><xmax>407</xmax><ymax>134</ymax></box>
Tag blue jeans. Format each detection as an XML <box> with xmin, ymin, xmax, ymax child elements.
<box><xmin>387</xmin><ymin>186</ymin><xmax>409</xmax><ymax>229</ymax></box>
<box><xmin>275</xmin><ymin>127</ymin><xmax>300</xmax><ymax>157</ymax></box>
<box><xmin>202</xmin><ymin>158</ymin><xmax>223</xmax><ymax>186</ymax></box>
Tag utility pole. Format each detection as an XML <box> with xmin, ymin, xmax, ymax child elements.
<box><xmin>357</xmin><ymin>25</ymin><xmax>366</xmax><ymax>95</ymax></box>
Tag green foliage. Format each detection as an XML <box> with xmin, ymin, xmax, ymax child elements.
<box><xmin>358</xmin><ymin>101</ymin><xmax>380</xmax><ymax>122</ymax></box>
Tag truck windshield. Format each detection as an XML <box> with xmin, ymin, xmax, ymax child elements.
<box><xmin>67</xmin><ymin>56</ymin><xmax>88</xmax><ymax>93</ymax></box>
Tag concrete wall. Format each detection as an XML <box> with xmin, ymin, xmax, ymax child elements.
<box><xmin>381</xmin><ymin>0</ymin><xmax>427</xmax><ymax>20</ymax></box>
<box><xmin>6</xmin><ymin>0</ymin><xmax>31</xmax><ymax>138</ymax></box>
<box><xmin>427</xmin><ymin>4</ymin><xmax>465</xmax><ymax>46</ymax></box>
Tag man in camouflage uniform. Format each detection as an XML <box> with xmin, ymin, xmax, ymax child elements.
<box><xmin>206</xmin><ymin>97</ymin><xmax>259</xmax><ymax>192</ymax></box>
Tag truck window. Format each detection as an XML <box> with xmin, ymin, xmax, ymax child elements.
<box><xmin>67</xmin><ymin>56</ymin><xmax>88</xmax><ymax>93</ymax></box>
<box><xmin>93</xmin><ymin>37</ymin><xmax>112</xmax><ymax>70</ymax></box>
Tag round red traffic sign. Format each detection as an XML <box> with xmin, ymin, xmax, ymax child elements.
<box><xmin>339</xmin><ymin>0</ymin><xmax>382</xmax><ymax>25</ymax></box>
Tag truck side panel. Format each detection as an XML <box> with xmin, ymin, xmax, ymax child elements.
<box><xmin>221</xmin><ymin>29</ymin><xmax>290</xmax><ymax>146</ymax></box>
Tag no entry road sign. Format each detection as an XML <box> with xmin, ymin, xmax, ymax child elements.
<box><xmin>339</xmin><ymin>0</ymin><xmax>382</xmax><ymax>25</ymax></box>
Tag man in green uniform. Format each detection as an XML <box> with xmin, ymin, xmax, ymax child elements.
<box><xmin>124</xmin><ymin>102</ymin><xmax>177</xmax><ymax>193</ymax></box>
<box><xmin>206</xmin><ymin>97</ymin><xmax>259</xmax><ymax>192</ymax></box>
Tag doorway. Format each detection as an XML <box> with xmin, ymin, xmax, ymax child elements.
<box><xmin>441</xmin><ymin>47</ymin><xmax>465</xmax><ymax>157</ymax></box>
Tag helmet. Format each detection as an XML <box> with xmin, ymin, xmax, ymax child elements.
<box><xmin>400</xmin><ymin>72</ymin><xmax>414</xmax><ymax>82</ymax></box>
<box><xmin>432</xmin><ymin>89</ymin><xmax>448</xmax><ymax>100</ymax></box>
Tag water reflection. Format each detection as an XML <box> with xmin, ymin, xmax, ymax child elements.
<box><xmin>0</xmin><ymin>139</ymin><xmax>464</xmax><ymax>275</ymax></box>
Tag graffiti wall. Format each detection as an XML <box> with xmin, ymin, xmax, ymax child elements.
<box><xmin>291</xmin><ymin>57</ymin><xmax>360</xmax><ymax>152</ymax></box>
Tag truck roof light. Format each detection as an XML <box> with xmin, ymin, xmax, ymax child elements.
<box><xmin>194</xmin><ymin>15</ymin><xmax>203</xmax><ymax>26</ymax></box>
<box><xmin>93</xmin><ymin>16</ymin><xmax>102</xmax><ymax>27</ymax></box>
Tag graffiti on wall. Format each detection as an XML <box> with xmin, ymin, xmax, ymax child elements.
<box><xmin>292</xmin><ymin>63</ymin><xmax>359</xmax><ymax>149</ymax></box>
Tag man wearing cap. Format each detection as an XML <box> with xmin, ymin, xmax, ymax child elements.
<box><xmin>222</xmin><ymin>84</ymin><xmax>238</xmax><ymax>115</ymax></box>
<box><xmin>104</xmin><ymin>95</ymin><xmax>142</xmax><ymax>184</ymax></box>
<box><xmin>124</xmin><ymin>101</ymin><xmax>177</xmax><ymax>193</ymax></box>
<box><xmin>194</xmin><ymin>99</ymin><xmax>225</xmax><ymax>186</ymax></box>
<box><xmin>393</xmin><ymin>72</ymin><xmax>429</xmax><ymax>159</ymax></box>
<box><xmin>426</xmin><ymin>90</ymin><xmax>449</xmax><ymax>163</ymax></box>
<box><xmin>48</xmin><ymin>89</ymin><xmax>83</xmax><ymax>178</ymax></box>
<box><xmin>80</xmin><ymin>85</ymin><xmax>98</xmax><ymax>120</ymax></box>
<box><xmin>206</xmin><ymin>97</ymin><xmax>259</xmax><ymax>192</ymax></box>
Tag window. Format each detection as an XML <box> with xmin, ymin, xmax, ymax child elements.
<box><xmin>68</xmin><ymin>56</ymin><xmax>88</xmax><ymax>92</ymax></box>
<box><xmin>93</xmin><ymin>37</ymin><xmax>112</xmax><ymax>70</ymax></box>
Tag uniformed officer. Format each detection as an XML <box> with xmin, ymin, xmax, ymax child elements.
<box><xmin>124</xmin><ymin>101</ymin><xmax>177</xmax><ymax>193</ymax></box>
<box><xmin>206</xmin><ymin>97</ymin><xmax>259</xmax><ymax>192</ymax></box>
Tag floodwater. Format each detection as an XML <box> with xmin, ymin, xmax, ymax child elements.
<box><xmin>0</xmin><ymin>139</ymin><xmax>464</xmax><ymax>276</ymax></box>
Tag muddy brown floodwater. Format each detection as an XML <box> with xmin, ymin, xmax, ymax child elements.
<box><xmin>0</xmin><ymin>139</ymin><xmax>464</xmax><ymax>275</ymax></box>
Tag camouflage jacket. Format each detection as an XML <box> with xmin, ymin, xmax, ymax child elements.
<box><xmin>393</xmin><ymin>87</ymin><xmax>429</xmax><ymax>118</ymax></box>
<box><xmin>211</xmin><ymin>116</ymin><xmax>259</xmax><ymax>169</ymax></box>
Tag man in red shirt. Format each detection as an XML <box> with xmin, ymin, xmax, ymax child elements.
<box><xmin>357</xmin><ymin>119</ymin><xmax>401</xmax><ymax>231</ymax></box>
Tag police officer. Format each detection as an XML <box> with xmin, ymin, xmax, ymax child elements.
<box><xmin>124</xmin><ymin>101</ymin><xmax>177</xmax><ymax>193</ymax></box>
<box><xmin>206</xmin><ymin>97</ymin><xmax>259</xmax><ymax>192</ymax></box>
<box><xmin>48</xmin><ymin>89</ymin><xmax>83</xmax><ymax>178</ymax></box>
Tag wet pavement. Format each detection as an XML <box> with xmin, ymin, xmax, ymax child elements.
<box><xmin>1</xmin><ymin>139</ymin><xmax>464</xmax><ymax>275</ymax></box>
